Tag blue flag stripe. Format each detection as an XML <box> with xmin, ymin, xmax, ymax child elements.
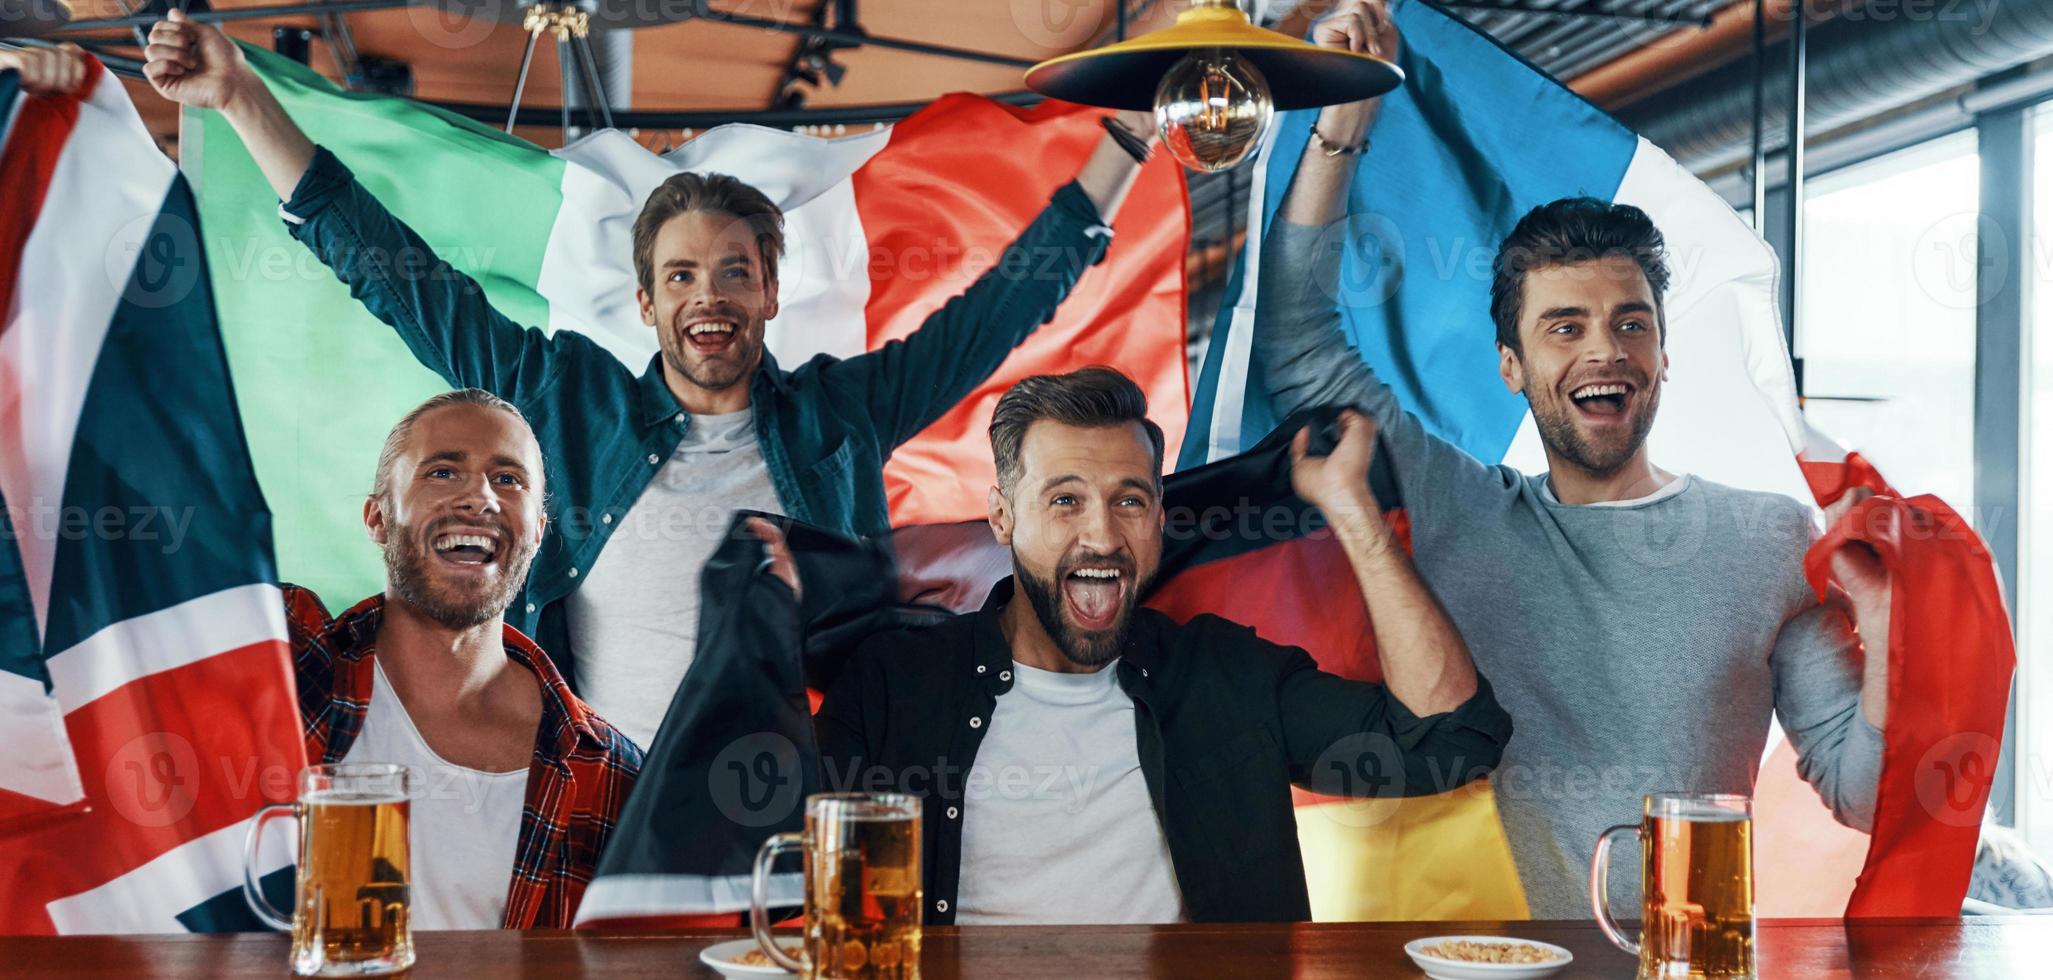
<box><xmin>42</xmin><ymin>175</ymin><xmax>279</xmax><ymax>658</ymax></box>
<box><xmin>1186</xmin><ymin>0</ymin><xmax>1640</xmax><ymax>466</ymax></box>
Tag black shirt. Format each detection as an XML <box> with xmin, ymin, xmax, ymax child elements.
<box><xmin>814</xmin><ymin>578</ymin><xmax>1514</xmax><ymax>924</ymax></box>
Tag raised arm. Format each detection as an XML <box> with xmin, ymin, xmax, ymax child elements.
<box><xmin>1289</xmin><ymin>410</ymin><xmax>1477</xmax><ymax>715</ymax></box>
<box><xmin>144</xmin><ymin>10</ymin><xmax>561</xmax><ymax>402</ymax></box>
<box><xmin>1268</xmin><ymin>637</ymin><xmax>1510</xmax><ymax>800</ymax></box>
<box><xmin>825</xmin><ymin>112</ymin><xmax>1154</xmax><ymax>451</ymax></box>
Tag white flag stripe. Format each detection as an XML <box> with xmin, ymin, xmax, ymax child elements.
<box><xmin>1608</xmin><ymin>137</ymin><xmax>1812</xmax><ymax>503</ymax></box>
<box><xmin>572</xmin><ymin>871</ymin><xmax>803</xmax><ymax>925</ymax></box>
<box><xmin>1201</xmin><ymin>116</ymin><xmax>1282</xmax><ymax>464</ymax></box>
<box><xmin>0</xmin><ymin>70</ymin><xmax>176</xmax><ymax>638</ymax></box>
<box><xmin>43</xmin><ymin>808</ymin><xmax>295</xmax><ymax>934</ymax></box>
<box><xmin>0</xmin><ymin>670</ymin><xmax>82</xmax><ymax>806</ymax></box>
<box><xmin>44</xmin><ymin>583</ymin><xmax>286</xmax><ymax>716</ymax></box>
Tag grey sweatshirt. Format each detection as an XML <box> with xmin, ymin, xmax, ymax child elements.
<box><xmin>1254</xmin><ymin>219</ymin><xmax>1884</xmax><ymax>920</ymax></box>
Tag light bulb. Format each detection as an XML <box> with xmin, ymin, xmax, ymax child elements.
<box><xmin>1153</xmin><ymin>48</ymin><xmax>1273</xmax><ymax>173</ymax></box>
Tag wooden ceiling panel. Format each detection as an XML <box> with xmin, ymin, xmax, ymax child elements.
<box><xmin>70</xmin><ymin>1</ymin><xmax>1190</xmax><ymax>150</ymax></box>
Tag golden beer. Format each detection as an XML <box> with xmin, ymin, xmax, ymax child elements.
<box><xmin>754</xmin><ymin>793</ymin><xmax>923</xmax><ymax>980</ymax></box>
<box><xmin>245</xmin><ymin>764</ymin><xmax>416</xmax><ymax>977</ymax></box>
<box><xmin>1593</xmin><ymin>793</ymin><xmax>1755</xmax><ymax>980</ymax></box>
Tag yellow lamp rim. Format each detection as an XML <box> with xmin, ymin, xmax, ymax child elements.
<box><xmin>1023</xmin><ymin>2</ymin><xmax>1401</xmax><ymax>112</ymax></box>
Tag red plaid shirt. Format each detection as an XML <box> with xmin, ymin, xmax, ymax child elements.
<box><xmin>283</xmin><ymin>586</ymin><xmax>642</xmax><ymax>929</ymax></box>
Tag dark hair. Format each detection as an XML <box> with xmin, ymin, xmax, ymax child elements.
<box><xmin>371</xmin><ymin>388</ymin><xmax>535</xmax><ymax>505</ymax></box>
<box><xmin>1489</xmin><ymin>197</ymin><xmax>1671</xmax><ymax>354</ymax></box>
<box><xmin>989</xmin><ymin>367</ymin><xmax>1165</xmax><ymax>496</ymax></box>
<box><xmin>631</xmin><ymin>172</ymin><xmax>786</xmax><ymax>293</ymax></box>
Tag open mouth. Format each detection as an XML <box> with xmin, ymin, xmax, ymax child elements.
<box><xmin>683</xmin><ymin>318</ymin><xmax>739</xmax><ymax>355</ymax></box>
<box><xmin>1060</xmin><ymin>565</ymin><xmax>1128</xmax><ymax>632</ymax></box>
<box><xmin>1568</xmin><ymin>381</ymin><xmax>1632</xmax><ymax>419</ymax></box>
<box><xmin>431</xmin><ymin>529</ymin><xmax>502</xmax><ymax>570</ymax></box>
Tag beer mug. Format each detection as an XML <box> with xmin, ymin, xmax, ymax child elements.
<box><xmin>1590</xmin><ymin>792</ymin><xmax>1755</xmax><ymax>980</ymax></box>
<box><xmin>750</xmin><ymin>792</ymin><xmax>922</xmax><ymax>980</ymax></box>
<box><xmin>242</xmin><ymin>763</ymin><xmax>415</xmax><ymax>977</ymax></box>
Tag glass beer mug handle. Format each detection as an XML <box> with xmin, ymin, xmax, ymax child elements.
<box><xmin>241</xmin><ymin>802</ymin><xmax>298</xmax><ymax>932</ymax></box>
<box><xmin>750</xmin><ymin>831</ymin><xmax>808</xmax><ymax>974</ymax></box>
<box><xmin>1590</xmin><ymin>822</ymin><xmax>1642</xmax><ymax>956</ymax></box>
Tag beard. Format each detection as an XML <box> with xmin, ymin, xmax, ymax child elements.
<box><xmin>1527</xmin><ymin>373</ymin><xmax>1661</xmax><ymax>478</ymax></box>
<box><xmin>660</xmin><ymin>309</ymin><xmax>765</xmax><ymax>393</ymax></box>
<box><xmin>1012</xmin><ymin>552</ymin><xmax>1152</xmax><ymax>670</ymax></box>
<box><xmin>383</xmin><ymin>520</ymin><xmax>535</xmax><ymax>631</ymax></box>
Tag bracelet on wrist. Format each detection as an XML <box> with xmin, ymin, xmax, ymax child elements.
<box><xmin>1101</xmin><ymin>115</ymin><xmax>1154</xmax><ymax>164</ymax></box>
<box><xmin>1310</xmin><ymin>124</ymin><xmax>1370</xmax><ymax>157</ymax></box>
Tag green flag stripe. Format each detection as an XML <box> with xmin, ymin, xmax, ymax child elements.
<box><xmin>197</xmin><ymin>45</ymin><xmax>567</xmax><ymax>605</ymax></box>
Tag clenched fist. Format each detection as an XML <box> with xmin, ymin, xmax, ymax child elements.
<box><xmin>0</xmin><ymin>43</ymin><xmax>89</xmax><ymax>98</ymax></box>
<box><xmin>143</xmin><ymin>8</ymin><xmax>252</xmax><ymax>111</ymax></box>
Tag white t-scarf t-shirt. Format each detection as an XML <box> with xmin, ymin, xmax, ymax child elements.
<box><xmin>340</xmin><ymin>660</ymin><xmax>530</xmax><ymax>930</ymax></box>
<box><xmin>564</xmin><ymin>407</ymin><xmax>783</xmax><ymax>748</ymax></box>
<box><xmin>953</xmin><ymin>659</ymin><xmax>1185</xmax><ymax>925</ymax></box>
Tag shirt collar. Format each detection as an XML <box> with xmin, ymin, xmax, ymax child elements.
<box><xmin>634</xmin><ymin>349</ymin><xmax>792</xmax><ymax>429</ymax></box>
<box><xmin>971</xmin><ymin>577</ymin><xmax>1163</xmax><ymax>688</ymax></box>
<box><xmin>328</xmin><ymin>594</ymin><xmax>607</xmax><ymax>775</ymax></box>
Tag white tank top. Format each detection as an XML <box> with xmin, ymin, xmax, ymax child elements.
<box><xmin>341</xmin><ymin>660</ymin><xmax>531</xmax><ymax>930</ymax></box>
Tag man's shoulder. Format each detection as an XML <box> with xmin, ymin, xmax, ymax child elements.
<box><xmin>1141</xmin><ymin>609</ymin><xmax>1295</xmax><ymax>668</ymax></box>
<box><xmin>1666</xmin><ymin>479</ymin><xmax>1825</xmax><ymax>600</ymax></box>
<box><xmin>280</xmin><ymin>583</ymin><xmax>335</xmax><ymax>632</ymax></box>
<box><xmin>1684</xmin><ymin>476</ymin><xmax>1817</xmax><ymax>544</ymax></box>
<box><xmin>849</xmin><ymin>612</ymin><xmax>980</xmax><ymax>668</ymax></box>
<box><xmin>572</xmin><ymin>708</ymin><xmax>646</xmax><ymax>775</ymax></box>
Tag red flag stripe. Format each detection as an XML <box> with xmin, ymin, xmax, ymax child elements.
<box><xmin>851</xmin><ymin>95</ymin><xmax>1191</xmax><ymax>527</ymax></box>
<box><xmin>60</xmin><ymin>636</ymin><xmax>302</xmax><ymax>877</ymax></box>
<box><xmin>1799</xmin><ymin>461</ymin><xmax>2015</xmax><ymax>917</ymax></box>
<box><xmin>0</xmin><ymin>58</ymin><xmax>103</xmax><ymax>340</ymax></box>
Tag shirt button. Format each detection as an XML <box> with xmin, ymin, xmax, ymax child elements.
<box><xmin>935</xmin><ymin>900</ymin><xmax>948</xmax><ymax>913</ymax></box>
<box><xmin>1140</xmin><ymin>668</ymin><xmax>1149</xmax><ymax>678</ymax></box>
<box><xmin>999</xmin><ymin>670</ymin><xmax>1012</xmax><ymax>682</ymax></box>
<box><xmin>969</xmin><ymin>717</ymin><xmax>982</xmax><ymax>729</ymax></box>
<box><xmin>647</xmin><ymin>453</ymin><xmax>661</xmax><ymax>465</ymax></box>
<box><xmin>946</xmin><ymin>806</ymin><xmax>959</xmax><ymax>819</ymax></box>
<box><xmin>567</xmin><ymin>567</ymin><xmax>579</xmax><ymax>578</ymax></box>
<box><xmin>525</xmin><ymin>603</ymin><xmax>536</xmax><ymax>614</ymax></box>
<box><xmin>975</xmin><ymin>665</ymin><xmax>986</xmax><ymax>675</ymax></box>
<box><xmin>674</xmin><ymin>413</ymin><xmax>686</xmax><ymax>424</ymax></box>
<box><xmin>600</xmin><ymin>513</ymin><xmax>613</xmax><ymax>525</ymax></box>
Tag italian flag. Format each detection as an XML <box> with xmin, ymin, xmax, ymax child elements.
<box><xmin>187</xmin><ymin>45</ymin><xmax>1191</xmax><ymax>607</ymax></box>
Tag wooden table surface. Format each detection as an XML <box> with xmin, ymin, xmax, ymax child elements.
<box><xmin>3</xmin><ymin>918</ymin><xmax>2048</xmax><ymax>978</ymax></box>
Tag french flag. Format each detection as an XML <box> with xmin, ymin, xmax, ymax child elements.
<box><xmin>1186</xmin><ymin>0</ymin><xmax>2013</xmax><ymax>918</ymax></box>
<box><xmin>0</xmin><ymin>58</ymin><xmax>304</xmax><ymax>934</ymax></box>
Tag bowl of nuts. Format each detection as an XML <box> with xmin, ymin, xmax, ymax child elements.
<box><xmin>1402</xmin><ymin>936</ymin><xmax>1573</xmax><ymax>979</ymax></box>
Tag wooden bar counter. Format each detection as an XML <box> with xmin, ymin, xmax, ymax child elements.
<box><xmin>3</xmin><ymin>918</ymin><xmax>2048</xmax><ymax>978</ymax></box>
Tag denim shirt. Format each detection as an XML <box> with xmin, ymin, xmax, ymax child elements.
<box><xmin>280</xmin><ymin>147</ymin><xmax>1112</xmax><ymax>689</ymax></box>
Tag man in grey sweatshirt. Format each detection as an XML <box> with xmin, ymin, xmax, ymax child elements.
<box><xmin>1260</xmin><ymin>0</ymin><xmax>1895</xmax><ymax>919</ymax></box>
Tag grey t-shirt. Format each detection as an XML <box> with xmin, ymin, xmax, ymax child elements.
<box><xmin>565</xmin><ymin>407</ymin><xmax>783</xmax><ymax>749</ymax></box>
<box><xmin>1254</xmin><ymin>219</ymin><xmax>1884</xmax><ymax>919</ymax></box>
<box><xmin>955</xmin><ymin>660</ymin><xmax>1186</xmax><ymax>925</ymax></box>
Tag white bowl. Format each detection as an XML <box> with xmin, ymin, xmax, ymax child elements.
<box><xmin>698</xmin><ymin>938</ymin><xmax>798</xmax><ymax>978</ymax></box>
<box><xmin>1402</xmin><ymin>935</ymin><xmax>1575</xmax><ymax>980</ymax></box>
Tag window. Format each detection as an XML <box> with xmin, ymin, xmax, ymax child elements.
<box><xmin>1798</xmin><ymin>133</ymin><xmax>1981</xmax><ymax>517</ymax></box>
<box><xmin>2020</xmin><ymin>108</ymin><xmax>2053</xmax><ymax>849</ymax></box>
